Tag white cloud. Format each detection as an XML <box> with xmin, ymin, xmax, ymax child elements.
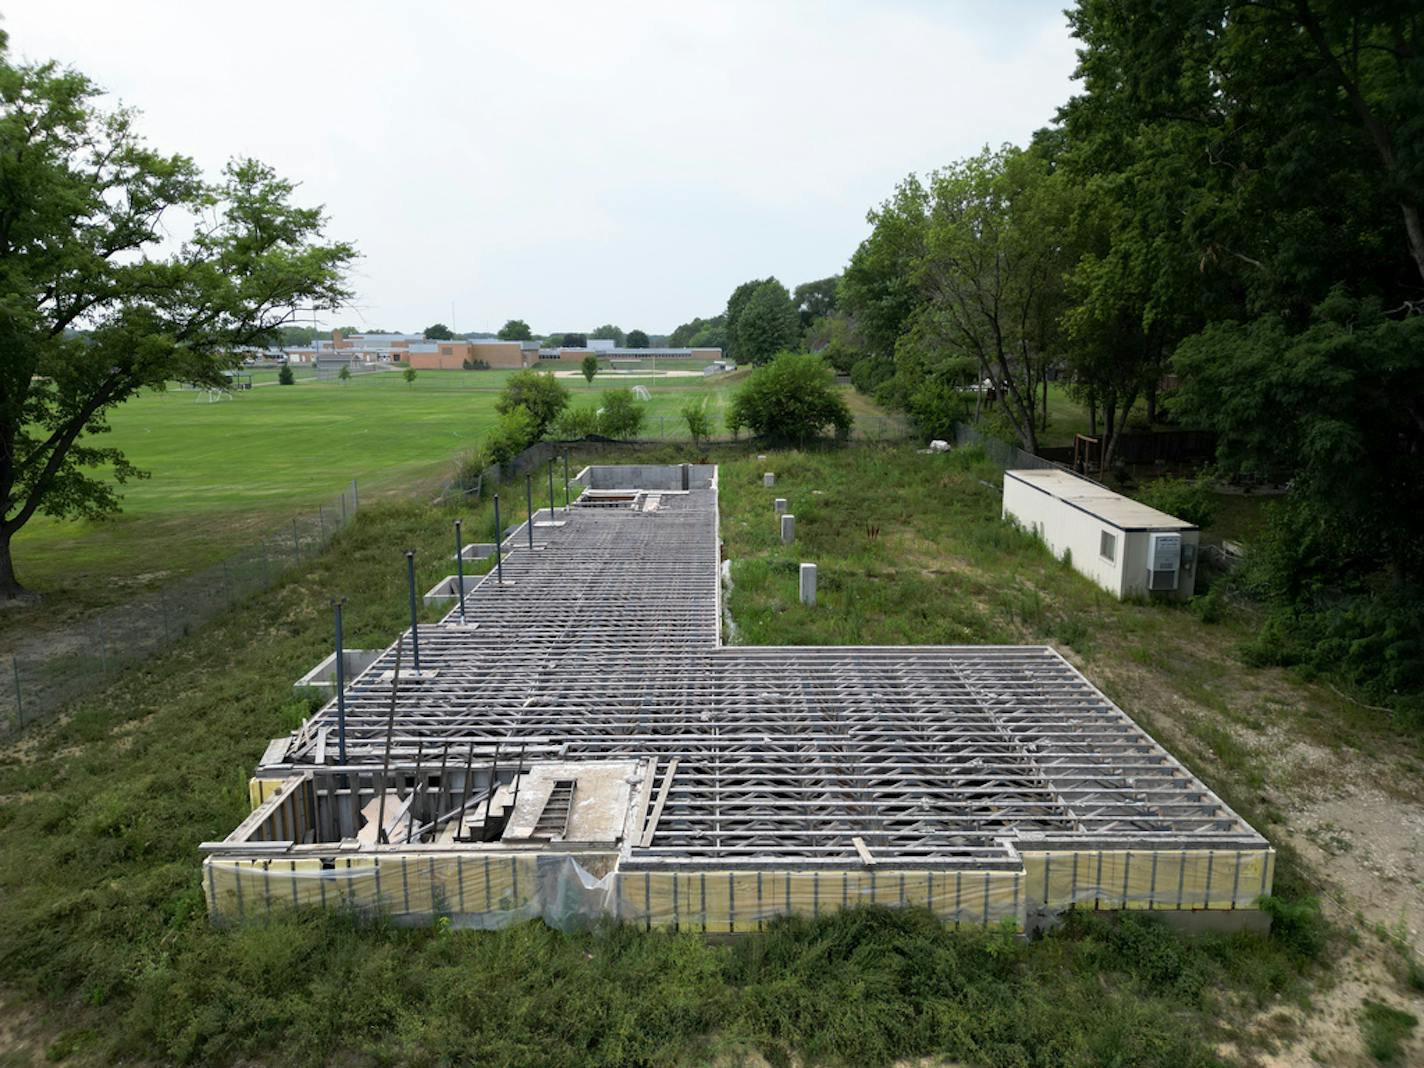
<box><xmin>3</xmin><ymin>0</ymin><xmax>1078</xmax><ymax>333</ymax></box>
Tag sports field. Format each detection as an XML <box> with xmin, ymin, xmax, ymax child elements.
<box><xmin>10</xmin><ymin>366</ymin><xmax>899</xmax><ymax>616</ymax></box>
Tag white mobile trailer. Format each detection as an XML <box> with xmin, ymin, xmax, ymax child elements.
<box><xmin>1002</xmin><ymin>468</ymin><xmax>1200</xmax><ymax>601</ymax></box>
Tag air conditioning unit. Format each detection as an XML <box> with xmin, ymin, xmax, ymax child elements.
<box><xmin>1147</xmin><ymin>533</ymin><xmax>1182</xmax><ymax>591</ymax></box>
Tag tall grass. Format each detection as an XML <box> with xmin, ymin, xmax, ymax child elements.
<box><xmin>0</xmin><ymin>442</ymin><xmax>1333</xmax><ymax>1066</ymax></box>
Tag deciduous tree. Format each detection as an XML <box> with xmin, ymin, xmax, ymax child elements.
<box><xmin>0</xmin><ymin>38</ymin><xmax>354</xmax><ymax>599</ymax></box>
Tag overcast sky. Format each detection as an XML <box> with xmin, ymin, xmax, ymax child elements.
<box><xmin>5</xmin><ymin>2</ymin><xmax>1080</xmax><ymax>336</ymax></box>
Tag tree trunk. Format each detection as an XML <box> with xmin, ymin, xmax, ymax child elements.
<box><xmin>0</xmin><ymin>528</ymin><xmax>29</xmax><ymax>601</ymax></box>
<box><xmin>1088</xmin><ymin>392</ymin><xmax>1098</xmax><ymax>437</ymax></box>
<box><xmin>1146</xmin><ymin>381</ymin><xmax>1158</xmax><ymax>425</ymax></box>
<box><xmin>1041</xmin><ymin>370</ymin><xmax>1049</xmax><ymax>431</ymax></box>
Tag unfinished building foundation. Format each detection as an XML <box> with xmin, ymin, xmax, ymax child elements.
<box><xmin>206</xmin><ymin>464</ymin><xmax>1273</xmax><ymax>933</ymax></box>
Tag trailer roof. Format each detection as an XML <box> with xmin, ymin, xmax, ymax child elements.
<box><xmin>1005</xmin><ymin>469</ymin><xmax>1197</xmax><ymax>531</ymax></box>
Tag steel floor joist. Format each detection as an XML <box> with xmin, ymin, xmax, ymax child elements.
<box><xmin>258</xmin><ymin>466</ymin><xmax>1267</xmax><ymax>872</ymax></box>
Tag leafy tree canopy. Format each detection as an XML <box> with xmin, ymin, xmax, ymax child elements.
<box><xmin>729</xmin><ymin>280</ymin><xmax>800</xmax><ymax>365</ymax></box>
<box><xmin>0</xmin><ymin>36</ymin><xmax>354</xmax><ymax>597</ymax></box>
<box><xmin>494</xmin><ymin>370</ymin><xmax>569</xmax><ymax>439</ymax></box>
<box><xmin>589</xmin><ymin>324</ymin><xmax>624</xmax><ymax>344</ymax></box>
<box><xmin>497</xmin><ymin>319</ymin><xmax>533</xmax><ymax>341</ymax></box>
<box><xmin>794</xmin><ymin>275</ymin><xmax>840</xmax><ymax>328</ymax></box>
<box><xmin>423</xmin><ymin>323</ymin><xmax>454</xmax><ymax>340</ymax></box>
<box><xmin>625</xmin><ymin>329</ymin><xmax>650</xmax><ymax>348</ymax></box>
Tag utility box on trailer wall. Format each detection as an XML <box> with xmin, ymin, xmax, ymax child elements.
<box><xmin>1002</xmin><ymin>469</ymin><xmax>1199</xmax><ymax>601</ymax></box>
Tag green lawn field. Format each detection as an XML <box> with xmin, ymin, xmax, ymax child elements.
<box><xmin>9</xmin><ymin>367</ymin><xmax>901</xmax><ymax>624</ymax></box>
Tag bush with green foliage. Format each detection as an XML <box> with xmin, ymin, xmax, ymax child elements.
<box><xmin>403</xmin><ymin>367</ymin><xmax>417</xmax><ymax>386</ymax></box>
<box><xmin>277</xmin><ymin>365</ymin><xmax>295</xmax><ymax>385</ymax></box>
<box><xmin>850</xmin><ymin>356</ymin><xmax>894</xmax><ymax>395</ymax></box>
<box><xmin>462</xmin><ymin>357</ymin><xmax>491</xmax><ymax>370</ymax></box>
<box><xmin>337</xmin><ymin>364</ymin><xmax>351</xmax><ymax>382</ymax></box>
<box><xmin>728</xmin><ymin>352</ymin><xmax>853</xmax><ymax>445</ymax></box>
<box><xmin>486</xmin><ymin>405</ymin><xmax>538</xmax><ymax>464</ymax></box>
<box><xmin>580</xmin><ymin>354</ymin><xmax>599</xmax><ymax>385</ymax></box>
<box><xmin>1136</xmin><ymin>476</ymin><xmax>1216</xmax><ymax>529</ymax></box>
<box><xmin>597</xmin><ymin>388</ymin><xmax>645</xmax><ymax>439</ymax></box>
<box><xmin>495</xmin><ymin>370</ymin><xmax>569</xmax><ymax>438</ymax></box>
<box><xmin>550</xmin><ymin>404</ymin><xmax>601</xmax><ymax>440</ymax></box>
<box><xmin>681</xmin><ymin>399</ymin><xmax>711</xmax><ymax>448</ymax></box>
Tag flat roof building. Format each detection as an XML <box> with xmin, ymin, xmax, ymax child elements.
<box><xmin>1003</xmin><ymin>469</ymin><xmax>1200</xmax><ymax>601</ymax></box>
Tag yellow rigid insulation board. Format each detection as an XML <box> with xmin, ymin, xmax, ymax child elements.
<box><xmin>1021</xmin><ymin>849</ymin><xmax>1275</xmax><ymax>913</ymax></box>
<box><xmin>247</xmin><ymin>776</ymin><xmax>289</xmax><ymax>811</ymax></box>
<box><xmin>203</xmin><ymin>855</ymin><xmax>1029</xmax><ymax>932</ymax></box>
<box><xmin>204</xmin><ymin>854</ymin><xmax>541</xmax><ymax>923</ymax></box>
<box><xmin>612</xmin><ymin>869</ymin><xmax>1025</xmax><ymax>933</ymax></box>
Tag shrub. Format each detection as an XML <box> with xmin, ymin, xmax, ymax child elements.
<box><xmin>550</xmin><ymin>405</ymin><xmax>601</xmax><ymax>440</ymax></box>
<box><xmin>1136</xmin><ymin>476</ymin><xmax>1217</xmax><ymax>528</ymax></box>
<box><xmin>849</xmin><ymin>355</ymin><xmax>893</xmax><ymax>395</ymax></box>
<box><xmin>277</xmin><ymin>365</ymin><xmax>295</xmax><ymax>385</ymax></box>
<box><xmin>495</xmin><ymin>370</ymin><xmax>569</xmax><ymax>438</ymax></box>
<box><xmin>461</xmin><ymin>357</ymin><xmax>490</xmax><ymax>370</ymax></box>
<box><xmin>455</xmin><ymin>447</ymin><xmax>491</xmax><ymax>494</ymax></box>
<box><xmin>598</xmin><ymin>388</ymin><xmax>645</xmax><ymax>439</ymax></box>
<box><xmin>681</xmin><ymin>399</ymin><xmax>711</xmax><ymax>448</ymax></box>
<box><xmin>403</xmin><ymin>367</ymin><xmax>417</xmax><ymax>386</ymax></box>
<box><xmin>486</xmin><ymin>404</ymin><xmax>537</xmax><ymax>465</ymax></box>
<box><xmin>580</xmin><ymin>354</ymin><xmax>598</xmax><ymax>385</ymax></box>
<box><xmin>728</xmin><ymin>352</ymin><xmax>853</xmax><ymax>445</ymax></box>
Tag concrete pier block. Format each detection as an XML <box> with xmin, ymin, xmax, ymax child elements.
<box><xmin>774</xmin><ymin>497</ymin><xmax>787</xmax><ymax>514</ymax></box>
<box><xmin>799</xmin><ymin>563</ymin><xmax>817</xmax><ymax>606</ymax></box>
<box><xmin>763</xmin><ymin>472</ymin><xmax>775</xmax><ymax>487</ymax></box>
<box><xmin>781</xmin><ymin>514</ymin><xmax>795</xmax><ymax>544</ymax></box>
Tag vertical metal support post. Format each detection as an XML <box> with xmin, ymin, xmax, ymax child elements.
<box><xmin>493</xmin><ymin>497</ymin><xmax>504</xmax><ymax>585</ymax></box>
<box><xmin>454</xmin><ymin>519</ymin><xmax>467</xmax><ymax>621</ymax></box>
<box><xmin>526</xmin><ymin>474</ymin><xmax>535</xmax><ymax>550</ymax></box>
<box><xmin>333</xmin><ymin>598</ymin><xmax>348</xmax><ymax>763</ymax></box>
<box><xmin>405</xmin><ymin>549</ymin><xmax>421</xmax><ymax>670</ymax></box>
<box><xmin>292</xmin><ymin>517</ymin><xmax>301</xmax><ymax>562</ymax></box>
<box><xmin>547</xmin><ymin>460</ymin><xmax>555</xmax><ymax>523</ymax></box>
<box><xmin>318</xmin><ymin>504</ymin><xmax>326</xmax><ymax>543</ymax></box>
<box><xmin>563</xmin><ymin>449</ymin><xmax>570</xmax><ymax>511</ymax></box>
<box><xmin>352</xmin><ymin>479</ymin><xmax>359</xmax><ymax>511</ymax></box>
<box><xmin>11</xmin><ymin>656</ymin><xmax>22</xmax><ymax>728</ymax></box>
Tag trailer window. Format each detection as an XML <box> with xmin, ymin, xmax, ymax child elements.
<box><xmin>1100</xmin><ymin>530</ymin><xmax>1116</xmax><ymax>562</ymax></box>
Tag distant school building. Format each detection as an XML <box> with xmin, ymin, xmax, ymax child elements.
<box><xmin>284</xmin><ymin>330</ymin><xmax>721</xmax><ymax>370</ymax></box>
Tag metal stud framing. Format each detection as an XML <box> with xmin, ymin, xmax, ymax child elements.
<box><xmin>263</xmin><ymin>467</ymin><xmax>1266</xmax><ymax>872</ymax></box>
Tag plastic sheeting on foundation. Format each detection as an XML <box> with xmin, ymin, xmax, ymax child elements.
<box><xmin>203</xmin><ymin>854</ymin><xmax>1028</xmax><ymax>932</ymax></box>
<box><xmin>1020</xmin><ymin>848</ymin><xmax>1275</xmax><ymax>915</ymax></box>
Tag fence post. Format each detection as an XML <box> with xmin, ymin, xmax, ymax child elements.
<box><xmin>333</xmin><ymin>598</ymin><xmax>348</xmax><ymax>763</ymax></box>
<box><xmin>352</xmin><ymin>480</ymin><xmax>359</xmax><ymax>512</ymax></box>
<box><xmin>563</xmin><ymin>449</ymin><xmax>570</xmax><ymax>512</ymax></box>
<box><xmin>11</xmin><ymin>655</ymin><xmax>22</xmax><ymax>729</ymax></box>
<box><xmin>526</xmin><ymin>475</ymin><xmax>535</xmax><ymax>550</ymax></box>
<box><xmin>160</xmin><ymin>587</ymin><xmax>172</xmax><ymax>642</ymax></box>
<box><xmin>405</xmin><ymin>550</ymin><xmax>421</xmax><ymax>670</ymax></box>
<box><xmin>292</xmin><ymin>517</ymin><xmax>301</xmax><ymax>563</ymax></box>
<box><xmin>318</xmin><ymin>504</ymin><xmax>326</xmax><ymax>543</ymax></box>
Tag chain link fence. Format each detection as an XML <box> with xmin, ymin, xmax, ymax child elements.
<box><xmin>1</xmin><ymin>480</ymin><xmax>360</xmax><ymax>736</ymax></box>
<box><xmin>440</xmin><ymin>413</ymin><xmax>916</xmax><ymax>504</ymax></box>
<box><xmin>951</xmin><ymin>422</ymin><xmax>1068</xmax><ymax>474</ymax></box>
